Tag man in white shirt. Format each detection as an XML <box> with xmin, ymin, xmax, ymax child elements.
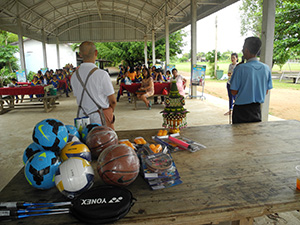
<box><xmin>71</xmin><ymin>41</ymin><xmax>117</xmax><ymax>129</ymax></box>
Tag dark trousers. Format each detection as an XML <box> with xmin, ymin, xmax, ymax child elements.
<box><xmin>232</xmin><ymin>103</ymin><xmax>261</xmax><ymax>124</ymax></box>
<box><xmin>226</xmin><ymin>83</ymin><xmax>235</xmax><ymax>110</ymax></box>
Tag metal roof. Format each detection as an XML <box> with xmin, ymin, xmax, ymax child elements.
<box><xmin>0</xmin><ymin>0</ymin><xmax>238</xmax><ymax>44</ymax></box>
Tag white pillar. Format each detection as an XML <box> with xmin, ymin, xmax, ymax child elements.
<box><xmin>260</xmin><ymin>0</ymin><xmax>276</xmax><ymax>122</ymax></box>
<box><xmin>214</xmin><ymin>16</ymin><xmax>218</xmax><ymax>78</ymax></box>
<box><xmin>165</xmin><ymin>8</ymin><xmax>170</xmax><ymax>73</ymax></box>
<box><xmin>17</xmin><ymin>18</ymin><xmax>26</xmax><ymax>76</ymax></box>
<box><xmin>42</xmin><ymin>29</ymin><xmax>48</xmax><ymax>69</ymax></box>
<box><xmin>56</xmin><ymin>37</ymin><xmax>60</xmax><ymax>69</ymax></box>
<box><xmin>191</xmin><ymin>0</ymin><xmax>197</xmax><ymax>97</ymax></box>
<box><xmin>144</xmin><ymin>36</ymin><xmax>148</xmax><ymax>68</ymax></box>
<box><xmin>152</xmin><ymin>29</ymin><xmax>156</xmax><ymax>66</ymax></box>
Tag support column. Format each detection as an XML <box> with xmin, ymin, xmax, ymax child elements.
<box><xmin>190</xmin><ymin>0</ymin><xmax>197</xmax><ymax>97</ymax></box>
<box><xmin>42</xmin><ymin>29</ymin><xmax>48</xmax><ymax>69</ymax></box>
<box><xmin>152</xmin><ymin>29</ymin><xmax>156</xmax><ymax>66</ymax></box>
<box><xmin>260</xmin><ymin>0</ymin><xmax>276</xmax><ymax>122</ymax></box>
<box><xmin>144</xmin><ymin>36</ymin><xmax>148</xmax><ymax>68</ymax></box>
<box><xmin>165</xmin><ymin>8</ymin><xmax>170</xmax><ymax>73</ymax></box>
<box><xmin>56</xmin><ymin>37</ymin><xmax>60</xmax><ymax>69</ymax></box>
<box><xmin>17</xmin><ymin>18</ymin><xmax>26</xmax><ymax>76</ymax></box>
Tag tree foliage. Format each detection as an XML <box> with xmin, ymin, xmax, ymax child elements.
<box><xmin>239</xmin><ymin>0</ymin><xmax>263</xmax><ymax>37</ymax></box>
<box><xmin>0</xmin><ymin>30</ymin><xmax>19</xmax><ymax>72</ymax></box>
<box><xmin>273</xmin><ymin>0</ymin><xmax>300</xmax><ymax>68</ymax></box>
<box><xmin>71</xmin><ymin>30</ymin><xmax>186</xmax><ymax>67</ymax></box>
<box><xmin>206</xmin><ymin>50</ymin><xmax>222</xmax><ymax>78</ymax></box>
<box><xmin>239</xmin><ymin>0</ymin><xmax>300</xmax><ymax>68</ymax></box>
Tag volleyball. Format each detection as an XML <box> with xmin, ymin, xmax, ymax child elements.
<box><xmin>60</xmin><ymin>141</ymin><xmax>91</xmax><ymax>162</ymax></box>
<box><xmin>55</xmin><ymin>157</ymin><xmax>94</xmax><ymax>199</ymax></box>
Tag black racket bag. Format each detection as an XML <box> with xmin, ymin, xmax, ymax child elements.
<box><xmin>71</xmin><ymin>185</ymin><xmax>136</xmax><ymax>224</ymax></box>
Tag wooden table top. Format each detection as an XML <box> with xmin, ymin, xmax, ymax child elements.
<box><xmin>1</xmin><ymin>120</ymin><xmax>300</xmax><ymax>224</ymax></box>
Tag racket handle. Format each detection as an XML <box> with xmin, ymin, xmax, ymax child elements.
<box><xmin>0</xmin><ymin>209</ymin><xmax>18</xmax><ymax>221</ymax></box>
<box><xmin>0</xmin><ymin>202</ymin><xmax>21</xmax><ymax>209</ymax></box>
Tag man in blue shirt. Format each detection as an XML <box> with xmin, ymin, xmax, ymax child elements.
<box><xmin>230</xmin><ymin>37</ymin><xmax>273</xmax><ymax>124</ymax></box>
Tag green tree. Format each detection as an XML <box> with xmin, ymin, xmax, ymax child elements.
<box><xmin>0</xmin><ymin>30</ymin><xmax>19</xmax><ymax>72</ymax></box>
<box><xmin>239</xmin><ymin>0</ymin><xmax>263</xmax><ymax>37</ymax></box>
<box><xmin>71</xmin><ymin>30</ymin><xmax>187</xmax><ymax>67</ymax></box>
<box><xmin>0</xmin><ymin>30</ymin><xmax>19</xmax><ymax>86</ymax></box>
<box><xmin>273</xmin><ymin>0</ymin><xmax>300</xmax><ymax>69</ymax></box>
<box><xmin>206</xmin><ymin>50</ymin><xmax>222</xmax><ymax>78</ymax></box>
<box><xmin>239</xmin><ymin>0</ymin><xmax>300</xmax><ymax>69</ymax></box>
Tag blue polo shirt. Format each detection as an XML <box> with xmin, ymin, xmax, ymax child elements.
<box><xmin>230</xmin><ymin>58</ymin><xmax>273</xmax><ymax>105</ymax></box>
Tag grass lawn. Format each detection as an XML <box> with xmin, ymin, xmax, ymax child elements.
<box><xmin>172</xmin><ymin>61</ymin><xmax>300</xmax><ymax>75</ymax></box>
<box><xmin>204</xmin><ymin>78</ymin><xmax>300</xmax><ymax>90</ymax></box>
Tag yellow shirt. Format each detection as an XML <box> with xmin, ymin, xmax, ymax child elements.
<box><xmin>127</xmin><ymin>72</ymin><xmax>136</xmax><ymax>81</ymax></box>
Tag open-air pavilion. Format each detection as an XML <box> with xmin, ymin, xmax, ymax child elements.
<box><xmin>0</xmin><ymin>0</ymin><xmax>276</xmax><ymax>120</ymax></box>
<box><xmin>1</xmin><ymin>1</ymin><xmax>297</xmax><ymax>225</ymax></box>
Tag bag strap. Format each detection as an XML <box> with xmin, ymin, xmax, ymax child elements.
<box><xmin>76</xmin><ymin>68</ymin><xmax>107</xmax><ymax>126</ymax></box>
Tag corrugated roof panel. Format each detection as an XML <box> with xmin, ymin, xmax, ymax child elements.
<box><xmin>0</xmin><ymin>0</ymin><xmax>239</xmax><ymax>43</ymax></box>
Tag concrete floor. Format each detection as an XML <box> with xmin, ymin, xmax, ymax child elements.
<box><xmin>0</xmin><ymin>75</ymin><xmax>282</xmax><ymax>192</ymax></box>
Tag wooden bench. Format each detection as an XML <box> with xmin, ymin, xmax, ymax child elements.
<box><xmin>279</xmin><ymin>71</ymin><xmax>300</xmax><ymax>84</ymax></box>
<box><xmin>0</xmin><ymin>95</ymin><xmax>59</xmax><ymax>114</ymax></box>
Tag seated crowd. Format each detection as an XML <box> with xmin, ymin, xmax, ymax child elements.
<box><xmin>116</xmin><ymin>64</ymin><xmax>186</xmax><ymax>109</ymax></box>
<box><xmin>11</xmin><ymin>64</ymin><xmax>75</xmax><ymax>103</ymax></box>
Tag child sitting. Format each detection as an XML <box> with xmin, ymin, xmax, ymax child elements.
<box><xmin>30</xmin><ymin>76</ymin><xmax>43</xmax><ymax>100</ymax></box>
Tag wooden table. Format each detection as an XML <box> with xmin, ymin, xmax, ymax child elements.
<box><xmin>1</xmin><ymin>120</ymin><xmax>300</xmax><ymax>224</ymax></box>
<box><xmin>0</xmin><ymin>86</ymin><xmax>59</xmax><ymax>114</ymax></box>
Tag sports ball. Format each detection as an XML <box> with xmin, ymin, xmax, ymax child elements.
<box><xmin>81</xmin><ymin>123</ymin><xmax>101</xmax><ymax>143</ymax></box>
<box><xmin>23</xmin><ymin>142</ymin><xmax>43</xmax><ymax>164</ymax></box>
<box><xmin>97</xmin><ymin>144</ymin><xmax>140</xmax><ymax>187</ymax></box>
<box><xmin>86</xmin><ymin>126</ymin><xmax>118</xmax><ymax>159</ymax></box>
<box><xmin>60</xmin><ymin>141</ymin><xmax>91</xmax><ymax>162</ymax></box>
<box><xmin>65</xmin><ymin>125</ymin><xmax>80</xmax><ymax>139</ymax></box>
<box><xmin>32</xmin><ymin>118</ymin><xmax>68</xmax><ymax>153</ymax></box>
<box><xmin>67</xmin><ymin>134</ymin><xmax>80</xmax><ymax>143</ymax></box>
<box><xmin>55</xmin><ymin>157</ymin><xmax>94</xmax><ymax>199</ymax></box>
<box><xmin>24</xmin><ymin>151</ymin><xmax>61</xmax><ymax>189</ymax></box>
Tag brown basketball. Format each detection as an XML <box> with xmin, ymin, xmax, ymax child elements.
<box><xmin>86</xmin><ymin>126</ymin><xmax>118</xmax><ymax>159</ymax></box>
<box><xmin>97</xmin><ymin>144</ymin><xmax>140</xmax><ymax>186</ymax></box>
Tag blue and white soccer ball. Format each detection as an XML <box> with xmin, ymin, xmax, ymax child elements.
<box><xmin>23</xmin><ymin>142</ymin><xmax>43</xmax><ymax>164</ymax></box>
<box><xmin>81</xmin><ymin>123</ymin><xmax>101</xmax><ymax>143</ymax></box>
<box><xmin>55</xmin><ymin>157</ymin><xmax>94</xmax><ymax>199</ymax></box>
<box><xmin>32</xmin><ymin>119</ymin><xmax>68</xmax><ymax>153</ymax></box>
<box><xmin>24</xmin><ymin>151</ymin><xmax>61</xmax><ymax>189</ymax></box>
<box><xmin>65</xmin><ymin>125</ymin><xmax>80</xmax><ymax>139</ymax></box>
<box><xmin>67</xmin><ymin>134</ymin><xmax>80</xmax><ymax>143</ymax></box>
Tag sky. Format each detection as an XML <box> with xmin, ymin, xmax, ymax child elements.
<box><xmin>181</xmin><ymin>1</ymin><xmax>248</xmax><ymax>55</ymax></box>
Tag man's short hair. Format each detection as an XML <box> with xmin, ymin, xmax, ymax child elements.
<box><xmin>79</xmin><ymin>41</ymin><xmax>96</xmax><ymax>60</ymax></box>
<box><xmin>244</xmin><ymin>37</ymin><xmax>262</xmax><ymax>55</ymax></box>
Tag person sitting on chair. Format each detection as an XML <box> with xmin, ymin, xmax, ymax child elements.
<box><xmin>136</xmin><ymin>67</ymin><xmax>154</xmax><ymax>110</ymax></box>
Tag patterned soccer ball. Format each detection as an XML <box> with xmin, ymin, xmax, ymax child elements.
<box><xmin>67</xmin><ymin>134</ymin><xmax>80</xmax><ymax>143</ymax></box>
<box><xmin>23</xmin><ymin>142</ymin><xmax>43</xmax><ymax>164</ymax></box>
<box><xmin>32</xmin><ymin>119</ymin><xmax>68</xmax><ymax>153</ymax></box>
<box><xmin>81</xmin><ymin>123</ymin><xmax>101</xmax><ymax>143</ymax></box>
<box><xmin>65</xmin><ymin>125</ymin><xmax>80</xmax><ymax>139</ymax></box>
<box><xmin>55</xmin><ymin>157</ymin><xmax>94</xmax><ymax>199</ymax></box>
<box><xmin>24</xmin><ymin>151</ymin><xmax>61</xmax><ymax>189</ymax></box>
<box><xmin>60</xmin><ymin>141</ymin><xmax>91</xmax><ymax>162</ymax></box>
